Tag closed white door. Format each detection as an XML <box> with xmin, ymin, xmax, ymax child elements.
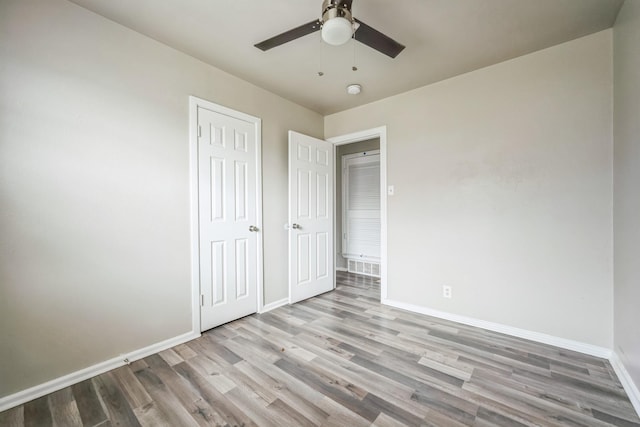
<box><xmin>288</xmin><ymin>131</ymin><xmax>334</xmax><ymax>304</ymax></box>
<box><xmin>342</xmin><ymin>152</ymin><xmax>381</xmax><ymax>260</ymax></box>
<box><xmin>197</xmin><ymin>105</ymin><xmax>261</xmax><ymax>331</ymax></box>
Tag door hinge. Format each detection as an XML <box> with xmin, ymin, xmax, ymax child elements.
<box><xmin>198</xmin><ymin>125</ymin><xmax>202</xmax><ymax>138</ymax></box>
<box><xmin>200</xmin><ymin>294</ymin><xmax>204</xmax><ymax>306</ymax></box>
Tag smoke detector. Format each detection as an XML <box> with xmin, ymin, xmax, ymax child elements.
<box><xmin>347</xmin><ymin>84</ymin><xmax>361</xmax><ymax>95</ymax></box>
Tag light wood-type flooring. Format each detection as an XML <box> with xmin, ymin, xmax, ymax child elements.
<box><xmin>1</xmin><ymin>271</ymin><xmax>639</xmax><ymax>426</ymax></box>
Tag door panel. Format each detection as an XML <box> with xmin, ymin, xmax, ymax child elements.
<box><xmin>343</xmin><ymin>153</ymin><xmax>381</xmax><ymax>260</ymax></box>
<box><xmin>198</xmin><ymin>106</ymin><xmax>259</xmax><ymax>331</ymax></box>
<box><xmin>289</xmin><ymin>131</ymin><xmax>334</xmax><ymax>304</ymax></box>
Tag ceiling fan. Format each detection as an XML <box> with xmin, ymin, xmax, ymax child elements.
<box><xmin>254</xmin><ymin>0</ymin><xmax>405</xmax><ymax>59</ymax></box>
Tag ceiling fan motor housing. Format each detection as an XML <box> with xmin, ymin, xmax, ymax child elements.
<box><xmin>322</xmin><ymin>0</ymin><xmax>353</xmax><ymax>23</ymax></box>
<box><xmin>321</xmin><ymin>0</ymin><xmax>354</xmax><ymax>45</ymax></box>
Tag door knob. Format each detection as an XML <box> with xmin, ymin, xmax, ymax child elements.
<box><xmin>292</xmin><ymin>223</ymin><xmax>301</xmax><ymax>229</ymax></box>
<box><xmin>249</xmin><ymin>225</ymin><xmax>259</xmax><ymax>232</ymax></box>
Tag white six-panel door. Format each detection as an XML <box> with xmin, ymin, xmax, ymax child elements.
<box><xmin>288</xmin><ymin>131</ymin><xmax>334</xmax><ymax>304</ymax></box>
<box><xmin>197</xmin><ymin>105</ymin><xmax>260</xmax><ymax>331</ymax></box>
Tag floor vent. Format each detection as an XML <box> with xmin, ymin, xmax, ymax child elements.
<box><xmin>347</xmin><ymin>259</ymin><xmax>381</xmax><ymax>277</ymax></box>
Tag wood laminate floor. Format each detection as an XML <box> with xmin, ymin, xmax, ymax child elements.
<box><xmin>1</xmin><ymin>271</ymin><xmax>639</xmax><ymax>426</ymax></box>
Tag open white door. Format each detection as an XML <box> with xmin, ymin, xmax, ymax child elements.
<box><xmin>288</xmin><ymin>131</ymin><xmax>334</xmax><ymax>303</ymax></box>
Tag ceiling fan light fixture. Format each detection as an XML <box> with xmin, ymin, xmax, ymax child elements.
<box><xmin>321</xmin><ymin>17</ymin><xmax>353</xmax><ymax>45</ymax></box>
<box><xmin>254</xmin><ymin>0</ymin><xmax>405</xmax><ymax>59</ymax></box>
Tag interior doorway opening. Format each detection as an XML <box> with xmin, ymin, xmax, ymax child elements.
<box><xmin>329</xmin><ymin>127</ymin><xmax>388</xmax><ymax>302</ymax></box>
<box><xmin>336</xmin><ymin>141</ymin><xmax>381</xmax><ymax>274</ymax></box>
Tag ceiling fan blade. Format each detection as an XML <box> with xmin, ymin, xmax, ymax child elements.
<box><xmin>255</xmin><ymin>20</ymin><xmax>322</xmax><ymax>51</ymax></box>
<box><xmin>353</xmin><ymin>18</ymin><xmax>405</xmax><ymax>58</ymax></box>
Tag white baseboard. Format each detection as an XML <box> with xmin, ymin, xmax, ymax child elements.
<box><xmin>0</xmin><ymin>330</ymin><xmax>200</xmax><ymax>412</ymax></box>
<box><xmin>260</xmin><ymin>298</ymin><xmax>288</xmax><ymax>313</ymax></box>
<box><xmin>610</xmin><ymin>351</ymin><xmax>640</xmax><ymax>417</ymax></box>
<box><xmin>382</xmin><ymin>299</ymin><xmax>611</xmax><ymax>359</ymax></box>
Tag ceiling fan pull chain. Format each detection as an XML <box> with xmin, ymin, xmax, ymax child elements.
<box><xmin>352</xmin><ymin>34</ymin><xmax>358</xmax><ymax>71</ymax></box>
<box><xmin>318</xmin><ymin>31</ymin><xmax>325</xmax><ymax>76</ymax></box>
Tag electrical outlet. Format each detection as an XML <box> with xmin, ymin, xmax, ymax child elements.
<box><xmin>442</xmin><ymin>285</ymin><xmax>452</xmax><ymax>299</ymax></box>
<box><xmin>387</xmin><ymin>185</ymin><xmax>395</xmax><ymax>196</ymax></box>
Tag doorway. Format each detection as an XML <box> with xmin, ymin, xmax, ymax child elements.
<box><xmin>337</xmin><ymin>145</ymin><xmax>381</xmax><ymax>275</ymax></box>
<box><xmin>328</xmin><ymin>127</ymin><xmax>388</xmax><ymax>302</ymax></box>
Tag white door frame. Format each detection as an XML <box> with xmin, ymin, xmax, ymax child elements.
<box><xmin>327</xmin><ymin>126</ymin><xmax>388</xmax><ymax>301</ymax></box>
<box><xmin>189</xmin><ymin>96</ymin><xmax>263</xmax><ymax>333</ymax></box>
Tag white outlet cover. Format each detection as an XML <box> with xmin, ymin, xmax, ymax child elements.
<box><xmin>388</xmin><ymin>185</ymin><xmax>395</xmax><ymax>196</ymax></box>
<box><xmin>443</xmin><ymin>285</ymin><xmax>452</xmax><ymax>298</ymax></box>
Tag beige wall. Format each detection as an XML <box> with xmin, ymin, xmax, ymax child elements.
<box><xmin>326</xmin><ymin>31</ymin><xmax>614</xmax><ymax>347</ymax></box>
<box><xmin>613</xmin><ymin>0</ymin><xmax>640</xmax><ymax>395</ymax></box>
<box><xmin>335</xmin><ymin>138</ymin><xmax>380</xmax><ymax>269</ymax></box>
<box><xmin>0</xmin><ymin>0</ymin><xmax>322</xmax><ymax>397</ymax></box>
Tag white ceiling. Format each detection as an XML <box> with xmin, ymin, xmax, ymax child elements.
<box><xmin>68</xmin><ymin>0</ymin><xmax>624</xmax><ymax>115</ymax></box>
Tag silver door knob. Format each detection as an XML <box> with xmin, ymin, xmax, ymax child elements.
<box><xmin>292</xmin><ymin>223</ymin><xmax>301</xmax><ymax>229</ymax></box>
<box><xmin>249</xmin><ymin>225</ymin><xmax>259</xmax><ymax>232</ymax></box>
